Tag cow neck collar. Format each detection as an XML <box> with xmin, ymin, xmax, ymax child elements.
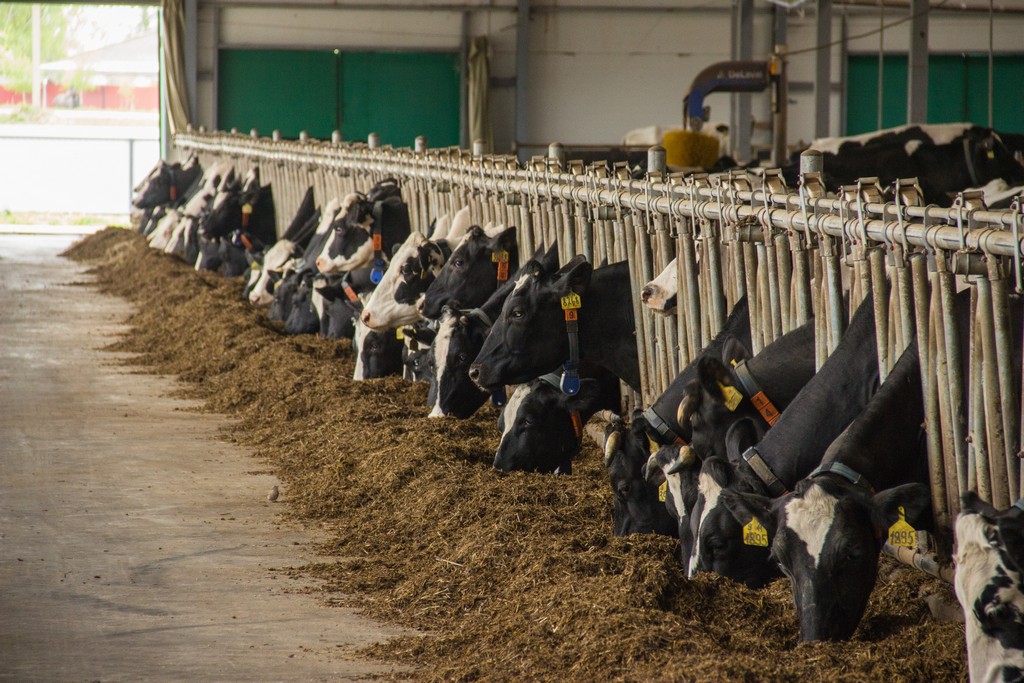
<box><xmin>1013</xmin><ymin>498</ymin><xmax>1024</xmax><ymax>513</ymax></box>
<box><xmin>370</xmin><ymin>200</ymin><xmax>386</xmax><ymax>284</ymax></box>
<box><xmin>167</xmin><ymin>167</ymin><xmax>177</xmax><ymax>201</ymax></box>
<box><xmin>741</xmin><ymin>446</ymin><xmax>789</xmax><ymax>497</ymax></box>
<box><xmin>962</xmin><ymin>136</ymin><xmax>981</xmax><ymax>187</ymax></box>
<box><xmin>732</xmin><ymin>360</ymin><xmax>781</xmax><ymax>427</ymax></box>
<box><xmin>434</xmin><ymin>239</ymin><xmax>453</xmax><ymax>264</ymax></box>
<box><xmin>641</xmin><ymin>406</ymin><xmax>687</xmax><ymax>448</ymax></box>
<box><xmin>559</xmin><ymin>290</ymin><xmax>582</xmax><ymax>395</ymax></box>
<box><xmin>810</xmin><ymin>462</ymin><xmax>876</xmax><ymax>493</ymax></box>
<box><xmin>538</xmin><ymin>373</ymin><xmax>584</xmax><ymax>443</ymax></box>
<box><xmin>339</xmin><ymin>273</ymin><xmax>363</xmax><ymax>311</ymax></box>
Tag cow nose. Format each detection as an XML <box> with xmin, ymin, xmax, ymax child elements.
<box><xmin>468</xmin><ymin>365</ymin><xmax>481</xmax><ymax>383</ymax></box>
<box><xmin>641</xmin><ymin>285</ymin><xmax>654</xmax><ymax>303</ymax></box>
<box><xmin>360</xmin><ymin>310</ymin><xmax>372</xmax><ymax>325</ymax></box>
<box><xmin>314</xmin><ymin>257</ymin><xmax>327</xmax><ymax>272</ymax></box>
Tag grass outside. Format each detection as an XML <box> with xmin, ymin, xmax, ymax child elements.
<box><xmin>0</xmin><ymin>210</ymin><xmax>130</xmax><ymax>227</ymax></box>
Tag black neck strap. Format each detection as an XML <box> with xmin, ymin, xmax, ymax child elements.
<box><xmin>732</xmin><ymin>360</ymin><xmax>781</xmax><ymax>427</ymax></box>
<box><xmin>641</xmin><ymin>406</ymin><xmax>686</xmax><ymax>447</ymax></box>
<box><xmin>370</xmin><ymin>200</ymin><xmax>385</xmax><ymax>284</ymax></box>
<box><xmin>810</xmin><ymin>462</ymin><xmax>876</xmax><ymax>493</ymax></box>
<box><xmin>741</xmin><ymin>446</ymin><xmax>789</xmax><ymax>497</ymax></box>
<box><xmin>559</xmin><ymin>291</ymin><xmax>581</xmax><ymax>395</ymax></box>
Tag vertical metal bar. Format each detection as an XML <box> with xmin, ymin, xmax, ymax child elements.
<box><xmin>764</xmin><ymin>237</ymin><xmax>783</xmax><ymax>341</ymax></box>
<box><xmin>775</xmin><ymin>233</ymin><xmax>793</xmax><ymax>333</ymax></box>
<box><xmin>911</xmin><ymin>254</ymin><xmax>950</xmax><ymax>531</ymax></box>
<box><xmin>680</xmin><ymin>228</ymin><xmax>702</xmax><ymax>356</ymax></box>
<box><xmin>868</xmin><ymin>246</ymin><xmax>890</xmax><ymax>380</ymax></box>
<box><xmin>743</xmin><ymin>242</ymin><xmax>762</xmax><ymax>354</ymax></box>
<box><xmin>707</xmin><ymin>225</ymin><xmax>727</xmax><ymax>336</ymax></box>
<box><xmin>621</xmin><ymin>213</ymin><xmax>652</xmax><ymax>404</ymax></box>
<box><xmin>988</xmin><ymin>257</ymin><xmax>1020</xmax><ymax>502</ymax></box>
<box><xmin>970</xmin><ymin>287</ymin><xmax>995</xmax><ymax>503</ymax></box>
<box><xmin>937</xmin><ymin>261</ymin><xmax>969</xmax><ymax>498</ymax></box>
<box><xmin>814</xmin><ymin>0</ymin><xmax>832</xmax><ymax>138</ymax></box>
<box><xmin>977</xmin><ymin>274</ymin><xmax>1010</xmax><ymax>508</ymax></box>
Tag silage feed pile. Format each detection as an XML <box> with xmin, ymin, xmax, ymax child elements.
<box><xmin>65</xmin><ymin>228</ymin><xmax>968</xmax><ymax>682</ymax></box>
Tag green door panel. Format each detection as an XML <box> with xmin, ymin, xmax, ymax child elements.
<box><xmin>845</xmin><ymin>53</ymin><xmax>1024</xmax><ymax>135</ymax></box>
<box><xmin>340</xmin><ymin>51</ymin><xmax>460</xmax><ymax>148</ymax></box>
<box><xmin>218</xmin><ymin>49</ymin><xmax>338</xmax><ymax>140</ymax></box>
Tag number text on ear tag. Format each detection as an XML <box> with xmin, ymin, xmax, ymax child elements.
<box><xmin>888</xmin><ymin>505</ymin><xmax>917</xmax><ymax>548</ymax></box>
<box><xmin>560</xmin><ymin>292</ymin><xmax>582</xmax><ymax>310</ymax></box>
<box><xmin>491</xmin><ymin>250</ymin><xmax>509</xmax><ymax>263</ymax></box>
<box><xmin>743</xmin><ymin>517</ymin><xmax>769</xmax><ymax>547</ymax></box>
<box><xmin>658</xmin><ymin>481</ymin><xmax>668</xmax><ymax>503</ymax></box>
<box><xmin>719</xmin><ymin>382</ymin><xmax>742</xmax><ymax>411</ymax></box>
<box><xmin>395</xmin><ymin>328</ymin><xmax>404</xmax><ymax>340</ymax></box>
<box><xmin>372</xmin><ymin>233</ymin><xmax>383</xmax><ymax>250</ymax></box>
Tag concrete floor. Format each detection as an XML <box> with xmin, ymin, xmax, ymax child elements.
<box><xmin>0</xmin><ymin>234</ymin><xmax>408</xmax><ymax>682</ymax></box>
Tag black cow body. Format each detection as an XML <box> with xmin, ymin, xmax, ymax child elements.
<box><xmin>686</xmin><ymin>296</ymin><xmax>880</xmax><ymax>588</ymax></box>
<box><xmin>420</xmin><ymin>225</ymin><xmax>520</xmax><ymax>320</ymax></box>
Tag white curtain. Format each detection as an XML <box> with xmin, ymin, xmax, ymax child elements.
<box><xmin>468</xmin><ymin>37</ymin><xmax>493</xmax><ymax>153</ymax></box>
<box><xmin>162</xmin><ymin>0</ymin><xmax>191</xmax><ymax>135</ymax></box>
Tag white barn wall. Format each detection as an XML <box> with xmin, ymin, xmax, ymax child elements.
<box><xmin>187</xmin><ymin>2</ymin><xmax>1024</xmax><ymax>158</ymax></box>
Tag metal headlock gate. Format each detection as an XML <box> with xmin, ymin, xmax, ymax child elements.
<box><xmin>176</xmin><ymin>129</ymin><xmax>1024</xmax><ymax>567</ymax></box>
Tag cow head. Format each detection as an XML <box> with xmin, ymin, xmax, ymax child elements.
<box><xmin>315</xmin><ymin>279</ymin><xmax>361</xmax><ymax>339</ymax></box>
<box><xmin>600</xmin><ymin>414</ymin><xmax>678</xmax><ymax>537</ymax></box>
<box><xmin>394</xmin><ymin>240</ymin><xmax>450</xmax><ymax>304</ymax></box>
<box><xmin>268</xmin><ymin>270</ymin><xmax>301</xmax><ymax>322</ymax></box>
<box><xmin>955</xmin><ymin>491</ymin><xmax>1024</xmax><ymax>683</ymax></box>
<box><xmin>283</xmin><ymin>274</ymin><xmax>321</xmax><ymax>335</ymax></box>
<box><xmin>403</xmin><ymin>344</ymin><xmax>433</xmax><ymax>383</ymax></box>
<box><xmin>420</xmin><ymin>225</ymin><xmax>518</xmax><ymax>319</ymax></box>
<box><xmin>723</xmin><ymin>477</ymin><xmax>930</xmax><ymax>641</ymax></box>
<box><xmin>641</xmin><ymin>257</ymin><xmax>678</xmax><ymax>314</ymax></box>
<box><xmin>132</xmin><ymin>160</ymin><xmax>177</xmax><ymax>209</ymax></box>
<box><xmin>353</xmin><ymin>321</ymin><xmax>405</xmax><ymax>380</ymax></box>
<box><xmin>428</xmin><ymin>305</ymin><xmax>490</xmax><ymax>419</ymax></box>
<box><xmin>493</xmin><ymin>377</ymin><xmax>604</xmax><ymax>474</ymax></box>
<box><xmin>470</xmin><ymin>255</ymin><xmax>591</xmax><ymax>392</ymax></box>
<box><xmin>315</xmin><ymin>193</ymin><xmax>376</xmax><ymax>274</ymax></box>
<box><xmin>643</xmin><ymin>442</ymin><xmax>700</xmax><ymax>561</ymax></box>
<box><xmin>248</xmin><ymin>240</ymin><xmax>299</xmax><ymax>305</ymax></box>
<box><xmin>675</xmin><ymin>338</ymin><xmax>763</xmax><ymax>460</ymax></box>
<box><xmin>360</xmin><ymin>230</ymin><xmax>428</xmax><ymax>331</ymax></box>
<box><xmin>686</xmin><ymin>455</ymin><xmax>780</xmax><ymax>588</ymax></box>
<box><xmin>968</xmin><ymin>128</ymin><xmax>1024</xmax><ymax>188</ymax></box>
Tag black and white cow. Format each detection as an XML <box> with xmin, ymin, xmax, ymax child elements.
<box><xmin>359</xmin><ymin>205</ymin><xmax>472</xmax><ymax>331</ymax></box>
<box><xmin>314</xmin><ymin>268</ymin><xmax>375</xmax><ymax>340</ymax></box>
<box><xmin>788</xmin><ymin>123</ymin><xmax>1024</xmax><ymax>207</ymax></box>
<box><xmin>197</xmin><ymin>167</ymin><xmax>276</xmax><ymax>277</ymax></box>
<box><xmin>147</xmin><ymin>163</ymin><xmax>232</xmax><ymax>261</ymax></box>
<box><xmin>133</xmin><ymin>155</ymin><xmax>204</xmax><ymax>234</ymax></box>
<box><xmin>265</xmin><ymin>199</ymin><xmax>344</xmax><ymax>321</ymax></box>
<box><xmin>494</xmin><ymin>365</ymin><xmax>620</xmax><ymax>474</ymax></box>
<box><xmin>722</xmin><ymin>341</ymin><xmax>930</xmax><ymax>641</ymax></box>
<box><xmin>244</xmin><ymin>186</ymin><xmax>319</xmax><ymax>303</ymax></box>
<box><xmin>314</xmin><ymin>179</ymin><xmax>409</xmax><ymax>276</ymax></box>
<box><xmin>675</xmin><ymin>319</ymin><xmax>817</xmax><ymax>462</ymax></box>
<box><xmin>955</xmin><ymin>492</ymin><xmax>1024</xmax><ymax>683</ymax></box>
<box><xmin>685</xmin><ymin>296</ymin><xmax>879</xmax><ymax>588</ymax></box>
<box><xmin>353</xmin><ymin>320</ymin><xmax>405</xmax><ymax>380</ymax></box>
<box><xmin>429</xmin><ymin>244</ymin><xmax>560</xmax><ymax>419</ymax></box>
<box><xmin>470</xmin><ymin>256</ymin><xmax>640</xmax><ymax>393</ymax></box>
<box><xmin>419</xmin><ymin>225</ymin><xmax>519</xmax><ymax>320</ymax></box>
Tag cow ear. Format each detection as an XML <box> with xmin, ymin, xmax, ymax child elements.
<box><xmin>961</xmin><ymin>490</ymin><xmax>1000</xmax><ymax>518</ymax></box>
<box><xmin>723</xmin><ymin>417</ymin><xmax>760</xmax><ymax>463</ymax></box>
<box><xmin>721</xmin><ymin>489</ymin><xmax>776</xmax><ymax>530</ymax></box>
<box><xmin>702</xmin><ymin>456</ymin><xmax>733</xmax><ymax>488</ymax></box>
<box><xmin>870</xmin><ymin>483</ymin><xmax>932</xmax><ymax>534</ymax></box>
<box><xmin>720</xmin><ymin>336</ymin><xmax>749</xmax><ymax>365</ymax></box>
<box><xmin>467</xmin><ymin>225</ymin><xmax>485</xmax><ymax>240</ymax></box>
<box><xmin>493</xmin><ymin>226</ymin><xmax>518</xmax><ymax>254</ymax></box>
<box><xmin>696</xmin><ymin>356</ymin><xmax>737</xmax><ymax>404</ymax></box>
<box><xmin>558</xmin><ymin>255</ymin><xmax>593</xmax><ymax>295</ymax></box>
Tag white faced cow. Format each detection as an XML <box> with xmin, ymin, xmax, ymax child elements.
<box><xmin>641</xmin><ymin>258</ymin><xmax>678</xmax><ymax>314</ymax></box>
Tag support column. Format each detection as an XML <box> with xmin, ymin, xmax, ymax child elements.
<box><xmin>460</xmin><ymin>11</ymin><xmax>470</xmax><ymax>149</ymax></box>
<box><xmin>814</xmin><ymin>0</ymin><xmax>832</xmax><ymax>139</ymax></box>
<box><xmin>185</xmin><ymin>0</ymin><xmax>198</xmax><ymax>123</ymax></box>
<box><xmin>515</xmin><ymin>0</ymin><xmax>530</xmax><ymax>161</ymax></box>
<box><xmin>908</xmin><ymin>0</ymin><xmax>929</xmax><ymax>124</ymax></box>
<box><xmin>732</xmin><ymin>0</ymin><xmax>754</xmax><ymax>162</ymax></box>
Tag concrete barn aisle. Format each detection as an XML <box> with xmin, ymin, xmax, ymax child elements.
<box><xmin>0</xmin><ymin>233</ymin><xmax>406</xmax><ymax>682</ymax></box>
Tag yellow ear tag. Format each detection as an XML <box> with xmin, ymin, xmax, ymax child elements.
<box><xmin>646</xmin><ymin>434</ymin><xmax>659</xmax><ymax>456</ymax></box>
<box><xmin>887</xmin><ymin>505</ymin><xmax>917</xmax><ymax>548</ymax></box>
<box><xmin>241</xmin><ymin>203</ymin><xmax>253</xmax><ymax>215</ymax></box>
<box><xmin>658</xmin><ymin>480</ymin><xmax>668</xmax><ymax>503</ymax></box>
<box><xmin>743</xmin><ymin>517</ymin><xmax>769</xmax><ymax>547</ymax></box>
<box><xmin>250</xmin><ymin>261</ymin><xmax>259</xmax><ymax>271</ymax></box>
<box><xmin>719</xmin><ymin>382</ymin><xmax>742</xmax><ymax>411</ymax></box>
<box><xmin>395</xmin><ymin>328</ymin><xmax>405</xmax><ymax>340</ymax></box>
<box><xmin>987</xmin><ymin>150</ymin><xmax>996</xmax><ymax>159</ymax></box>
<box><xmin>491</xmin><ymin>250</ymin><xmax>509</xmax><ymax>263</ymax></box>
<box><xmin>560</xmin><ymin>292</ymin><xmax>582</xmax><ymax>310</ymax></box>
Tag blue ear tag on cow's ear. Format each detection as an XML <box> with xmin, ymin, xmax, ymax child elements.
<box><xmin>490</xmin><ymin>389</ymin><xmax>506</xmax><ymax>407</ymax></box>
<box><xmin>560</xmin><ymin>361</ymin><xmax>581</xmax><ymax>396</ymax></box>
<box><xmin>370</xmin><ymin>259</ymin><xmax>385</xmax><ymax>285</ymax></box>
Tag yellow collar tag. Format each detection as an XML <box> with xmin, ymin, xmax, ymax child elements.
<box><xmin>719</xmin><ymin>383</ymin><xmax>743</xmax><ymax>411</ymax></box>
<box><xmin>743</xmin><ymin>517</ymin><xmax>769</xmax><ymax>547</ymax></box>
<box><xmin>396</xmin><ymin>327</ymin><xmax>405</xmax><ymax>340</ymax></box>
<box><xmin>658</xmin><ymin>480</ymin><xmax>667</xmax><ymax>503</ymax></box>
<box><xmin>887</xmin><ymin>505</ymin><xmax>917</xmax><ymax>548</ymax></box>
<box><xmin>560</xmin><ymin>292</ymin><xmax>582</xmax><ymax>310</ymax></box>
<box><xmin>491</xmin><ymin>250</ymin><xmax>509</xmax><ymax>263</ymax></box>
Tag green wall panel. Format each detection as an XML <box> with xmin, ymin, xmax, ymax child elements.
<box><xmin>846</xmin><ymin>53</ymin><xmax>1024</xmax><ymax>135</ymax></box>
<box><xmin>218</xmin><ymin>49</ymin><xmax>338</xmax><ymax>140</ymax></box>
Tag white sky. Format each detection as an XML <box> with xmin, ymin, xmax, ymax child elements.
<box><xmin>65</xmin><ymin>5</ymin><xmax>157</xmax><ymax>55</ymax></box>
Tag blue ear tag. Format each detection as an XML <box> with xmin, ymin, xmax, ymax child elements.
<box><xmin>370</xmin><ymin>259</ymin><xmax>385</xmax><ymax>285</ymax></box>
<box><xmin>490</xmin><ymin>389</ymin><xmax>506</xmax><ymax>407</ymax></box>
<box><xmin>560</xmin><ymin>361</ymin><xmax>581</xmax><ymax>396</ymax></box>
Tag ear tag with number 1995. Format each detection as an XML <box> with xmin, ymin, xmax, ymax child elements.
<box><xmin>887</xmin><ymin>505</ymin><xmax>917</xmax><ymax>548</ymax></box>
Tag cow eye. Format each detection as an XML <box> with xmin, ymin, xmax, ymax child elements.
<box><xmin>510</xmin><ymin>308</ymin><xmax>526</xmax><ymax>320</ymax></box>
<box><xmin>457</xmin><ymin>352</ymin><xmax>468</xmax><ymax>363</ymax></box>
<box><xmin>453</xmin><ymin>258</ymin><xmax>465</xmax><ymax>268</ymax></box>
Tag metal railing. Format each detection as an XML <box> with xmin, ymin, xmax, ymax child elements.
<box><xmin>176</xmin><ymin>129</ymin><xmax>1024</xmax><ymax>541</ymax></box>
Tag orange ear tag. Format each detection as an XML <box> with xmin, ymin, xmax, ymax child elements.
<box><xmin>372</xmin><ymin>233</ymin><xmax>383</xmax><ymax>250</ymax></box>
